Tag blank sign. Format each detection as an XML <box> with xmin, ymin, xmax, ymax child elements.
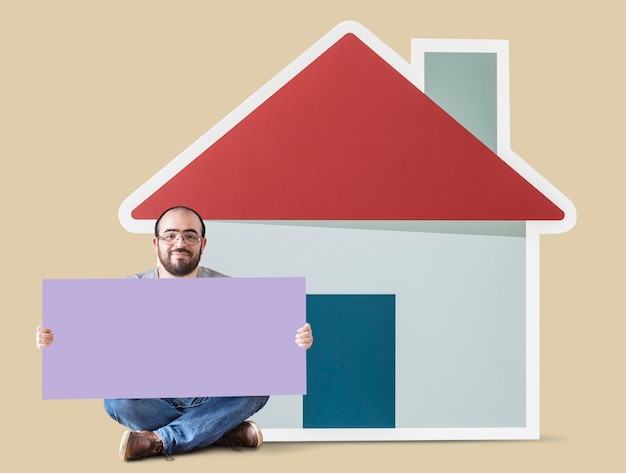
<box><xmin>42</xmin><ymin>277</ymin><xmax>306</xmax><ymax>399</ymax></box>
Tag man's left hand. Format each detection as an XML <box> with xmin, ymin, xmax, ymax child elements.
<box><xmin>295</xmin><ymin>323</ymin><xmax>313</xmax><ymax>349</ymax></box>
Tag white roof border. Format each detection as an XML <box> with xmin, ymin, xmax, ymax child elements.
<box><xmin>119</xmin><ymin>21</ymin><xmax>576</xmax><ymax>235</ymax></box>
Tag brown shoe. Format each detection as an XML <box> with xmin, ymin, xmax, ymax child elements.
<box><xmin>119</xmin><ymin>430</ymin><xmax>164</xmax><ymax>461</ymax></box>
<box><xmin>216</xmin><ymin>421</ymin><xmax>263</xmax><ymax>450</ymax></box>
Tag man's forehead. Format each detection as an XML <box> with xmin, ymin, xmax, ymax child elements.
<box><xmin>159</xmin><ymin>209</ymin><xmax>202</xmax><ymax>230</ymax></box>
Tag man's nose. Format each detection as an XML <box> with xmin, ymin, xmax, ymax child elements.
<box><xmin>174</xmin><ymin>235</ymin><xmax>187</xmax><ymax>248</ymax></box>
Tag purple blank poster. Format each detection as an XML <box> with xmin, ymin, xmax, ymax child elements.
<box><xmin>42</xmin><ymin>277</ymin><xmax>306</xmax><ymax>399</ymax></box>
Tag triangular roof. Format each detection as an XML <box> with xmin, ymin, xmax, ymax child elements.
<box><xmin>119</xmin><ymin>21</ymin><xmax>574</xmax><ymax>232</ymax></box>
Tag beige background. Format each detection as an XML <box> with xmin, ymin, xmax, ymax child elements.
<box><xmin>3</xmin><ymin>0</ymin><xmax>623</xmax><ymax>471</ymax></box>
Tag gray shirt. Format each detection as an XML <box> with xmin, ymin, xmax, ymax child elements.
<box><xmin>126</xmin><ymin>266</ymin><xmax>228</xmax><ymax>279</ymax></box>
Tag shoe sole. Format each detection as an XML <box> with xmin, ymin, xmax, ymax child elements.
<box><xmin>119</xmin><ymin>430</ymin><xmax>132</xmax><ymax>460</ymax></box>
<box><xmin>246</xmin><ymin>421</ymin><xmax>263</xmax><ymax>447</ymax></box>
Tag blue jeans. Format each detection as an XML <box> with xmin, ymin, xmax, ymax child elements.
<box><xmin>104</xmin><ymin>396</ymin><xmax>269</xmax><ymax>454</ymax></box>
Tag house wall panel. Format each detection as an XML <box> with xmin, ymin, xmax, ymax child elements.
<box><xmin>204</xmin><ymin>221</ymin><xmax>526</xmax><ymax>429</ymax></box>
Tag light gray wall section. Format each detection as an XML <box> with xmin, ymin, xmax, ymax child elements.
<box><xmin>395</xmin><ymin>230</ymin><xmax>526</xmax><ymax>427</ymax></box>
<box><xmin>202</xmin><ymin>222</ymin><xmax>526</xmax><ymax>428</ymax></box>
<box><xmin>250</xmin><ymin>395</ymin><xmax>303</xmax><ymax>428</ymax></box>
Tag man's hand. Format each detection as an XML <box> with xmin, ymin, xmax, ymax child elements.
<box><xmin>295</xmin><ymin>322</ymin><xmax>313</xmax><ymax>349</ymax></box>
<box><xmin>36</xmin><ymin>324</ymin><xmax>54</xmax><ymax>350</ymax></box>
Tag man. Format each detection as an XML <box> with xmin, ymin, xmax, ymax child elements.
<box><xmin>36</xmin><ymin>206</ymin><xmax>313</xmax><ymax>461</ymax></box>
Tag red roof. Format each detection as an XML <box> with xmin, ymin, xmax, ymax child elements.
<box><xmin>131</xmin><ymin>33</ymin><xmax>564</xmax><ymax>221</ymax></box>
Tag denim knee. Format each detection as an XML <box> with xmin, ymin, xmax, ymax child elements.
<box><xmin>103</xmin><ymin>399</ymin><xmax>121</xmax><ymax>423</ymax></box>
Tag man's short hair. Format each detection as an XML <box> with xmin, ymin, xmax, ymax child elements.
<box><xmin>154</xmin><ymin>206</ymin><xmax>206</xmax><ymax>238</ymax></box>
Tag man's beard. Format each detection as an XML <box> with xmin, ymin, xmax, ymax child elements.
<box><xmin>158</xmin><ymin>248</ymin><xmax>201</xmax><ymax>277</ymax></box>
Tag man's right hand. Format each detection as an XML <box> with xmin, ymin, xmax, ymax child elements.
<box><xmin>36</xmin><ymin>324</ymin><xmax>54</xmax><ymax>350</ymax></box>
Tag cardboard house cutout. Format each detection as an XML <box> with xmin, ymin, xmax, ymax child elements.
<box><xmin>119</xmin><ymin>21</ymin><xmax>576</xmax><ymax>441</ymax></box>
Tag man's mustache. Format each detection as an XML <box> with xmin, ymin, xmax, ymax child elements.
<box><xmin>169</xmin><ymin>249</ymin><xmax>192</xmax><ymax>255</ymax></box>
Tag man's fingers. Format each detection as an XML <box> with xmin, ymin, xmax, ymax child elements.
<box><xmin>36</xmin><ymin>325</ymin><xmax>54</xmax><ymax>349</ymax></box>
